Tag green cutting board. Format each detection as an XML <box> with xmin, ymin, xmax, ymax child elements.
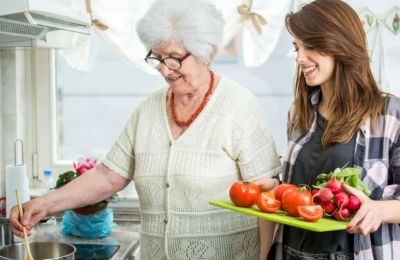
<box><xmin>209</xmin><ymin>199</ymin><xmax>348</xmax><ymax>232</ymax></box>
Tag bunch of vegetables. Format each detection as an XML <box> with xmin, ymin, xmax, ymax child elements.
<box><xmin>229</xmin><ymin>181</ymin><xmax>319</xmax><ymax>221</ymax></box>
<box><xmin>312</xmin><ymin>167</ymin><xmax>370</xmax><ymax>221</ymax></box>
<box><xmin>228</xmin><ymin>167</ymin><xmax>370</xmax><ymax>222</ymax></box>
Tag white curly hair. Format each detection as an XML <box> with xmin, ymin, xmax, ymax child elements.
<box><xmin>136</xmin><ymin>0</ymin><xmax>224</xmax><ymax>64</ymax></box>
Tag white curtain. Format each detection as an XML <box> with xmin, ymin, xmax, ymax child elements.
<box><xmin>60</xmin><ymin>0</ymin><xmax>156</xmax><ymax>74</ymax></box>
<box><xmin>59</xmin><ymin>0</ymin><xmax>292</xmax><ymax>72</ymax></box>
<box><xmin>216</xmin><ymin>0</ymin><xmax>292</xmax><ymax>67</ymax></box>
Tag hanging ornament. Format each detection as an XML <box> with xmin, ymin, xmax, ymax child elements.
<box><xmin>384</xmin><ymin>6</ymin><xmax>400</xmax><ymax>35</ymax></box>
<box><xmin>358</xmin><ymin>8</ymin><xmax>377</xmax><ymax>34</ymax></box>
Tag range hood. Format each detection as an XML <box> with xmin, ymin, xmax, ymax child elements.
<box><xmin>0</xmin><ymin>0</ymin><xmax>91</xmax><ymax>48</ymax></box>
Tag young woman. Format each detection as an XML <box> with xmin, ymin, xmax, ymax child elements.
<box><xmin>271</xmin><ymin>0</ymin><xmax>400</xmax><ymax>259</ymax></box>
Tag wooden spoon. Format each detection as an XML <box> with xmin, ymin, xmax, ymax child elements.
<box><xmin>15</xmin><ymin>189</ymin><xmax>34</xmax><ymax>260</ymax></box>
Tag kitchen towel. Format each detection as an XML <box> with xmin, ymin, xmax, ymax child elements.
<box><xmin>5</xmin><ymin>165</ymin><xmax>30</xmax><ymax>217</ymax></box>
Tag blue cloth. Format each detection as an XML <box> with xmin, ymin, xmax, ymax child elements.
<box><xmin>61</xmin><ymin>208</ymin><xmax>114</xmax><ymax>239</ymax></box>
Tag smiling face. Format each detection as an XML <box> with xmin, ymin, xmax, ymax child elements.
<box><xmin>151</xmin><ymin>42</ymin><xmax>210</xmax><ymax>95</ymax></box>
<box><xmin>293</xmin><ymin>38</ymin><xmax>335</xmax><ymax>88</ymax></box>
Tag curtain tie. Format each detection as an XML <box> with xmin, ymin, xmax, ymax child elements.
<box><xmin>237</xmin><ymin>0</ymin><xmax>267</xmax><ymax>35</ymax></box>
<box><xmin>85</xmin><ymin>0</ymin><xmax>109</xmax><ymax>30</ymax></box>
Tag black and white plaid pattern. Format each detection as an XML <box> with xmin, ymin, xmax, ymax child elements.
<box><xmin>276</xmin><ymin>89</ymin><xmax>400</xmax><ymax>260</ymax></box>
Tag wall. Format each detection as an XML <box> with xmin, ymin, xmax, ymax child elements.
<box><xmin>0</xmin><ymin>49</ymin><xmax>28</xmax><ymax>198</ymax></box>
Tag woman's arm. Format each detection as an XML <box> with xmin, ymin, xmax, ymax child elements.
<box><xmin>44</xmin><ymin>163</ymin><xmax>129</xmax><ymax>213</ymax></box>
<box><xmin>254</xmin><ymin>178</ymin><xmax>279</xmax><ymax>259</ymax></box>
<box><xmin>346</xmin><ymin>117</ymin><xmax>400</xmax><ymax>236</ymax></box>
<box><xmin>10</xmin><ymin>163</ymin><xmax>130</xmax><ymax>237</ymax></box>
<box><xmin>258</xmin><ymin>220</ymin><xmax>276</xmax><ymax>260</ymax></box>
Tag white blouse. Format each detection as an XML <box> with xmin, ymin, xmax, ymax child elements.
<box><xmin>103</xmin><ymin>76</ymin><xmax>281</xmax><ymax>260</ymax></box>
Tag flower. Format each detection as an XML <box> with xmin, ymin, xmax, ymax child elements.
<box><xmin>54</xmin><ymin>158</ymin><xmax>97</xmax><ymax>189</ymax></box>
<box><xmin>73</xmin><ymin>158</ymin><xmax>97</xmax><ymax>174</ymax></box>
<box><xmin>54</xmin><ymin>157</ymin><xmax>118</xmax><ymax>203</ymax></box>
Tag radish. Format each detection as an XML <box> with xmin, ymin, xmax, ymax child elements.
<box><xmin>334</xmin><ymin>207</ymin><xmax>350</xmax><ymax>221</ymax></box>
<box><xmin>320</xmin><ymin>201</ymin><xmax>337</xmax><ymax>215</ymax></box>
<box><xmin>326</xmin><ymin>178</ymin><xmax>342</xmax><ymax>194</ymax></box>
<box><xmin>334</xmin><ymin>192</ymin><xmax>349</xmax><ymax>207</ymax></box>
<box><xmin>313</xmin><ymin>188</ymin><xmax>334</xmax><ymax>203</ymax></box>
<box><xmin>347</xmin><ymin>195</ymin><xmax>361</xmax><ymax>213</ymax></box>
<box><xmin>311</xmin><ymin>189</ymin><xmax>321</xmax><ymax>204</ymax></box>
<box><xmin>311</xmin><ymin>189</ymin><xmax>320</xmax><ymax>196</ymax></box>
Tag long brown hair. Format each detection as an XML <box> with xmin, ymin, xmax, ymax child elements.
<box><xmin>286</xmin><ymin>0</ymin><xmax>382</xmax><ymax>147</ymax></box>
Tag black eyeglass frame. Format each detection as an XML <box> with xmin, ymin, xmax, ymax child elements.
<box><xmin>144</xmin><ymin>50</ymin><xmax>191</xmax><ymax>70</ymax></box>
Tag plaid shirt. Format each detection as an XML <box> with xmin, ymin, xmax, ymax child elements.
<box><xmin>274</xmin><ymin>89</ymin><xmax>400</xmax><ymax>260</ymax></box>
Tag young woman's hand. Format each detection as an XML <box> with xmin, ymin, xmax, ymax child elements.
<box><xmin>343</xmin><ymin>184</ymin><xmax>384</xmax><ymax>236</ymax></box>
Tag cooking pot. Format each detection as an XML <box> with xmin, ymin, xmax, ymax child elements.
<box><xmin>0</xmin><ymin>242</ymin><xmax>75</xmax><ymax>260</ymax></box>
<box><xmin>0</xmin><ymin>218</ymin><xmax>14</xmax><ymax>247</ymax></box>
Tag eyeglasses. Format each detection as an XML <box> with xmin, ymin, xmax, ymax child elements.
<box><xmin>144</xmin><ymin>50</ymin><xmax>191</xmax><ymax>70</ymax></box>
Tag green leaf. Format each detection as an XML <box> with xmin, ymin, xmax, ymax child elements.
<box><xmin>346</xmin><ymin>175</ymin><xmax>359</xmax><ymax>188</ymax></box>
<box><xmin>334</xmin><ymin>167</ymin><xmax>360</xmax><ymax>178</ymax></box>
<box><xmin>357</xmin><ymin>180</ymin><xmax>372</xmax><ymax>196</ymax></box>
<box><xmin>314</xmin><ymin>167</ymin><xmax>371</xmax><ymax>197</ymax></box>
<box><xmin>316</xmin><ymin>173</ymin><xmax>329</xmax><ymax>180</ymax></box>
<box><xmin>312</xmin><ymin>183</ymin><xmax>326</xmax><ymax>189</ymax></box>
<box><xmin>54</xmin><ymin>171</ymin><xmax>79</xmax><ymax>189</ymax></box>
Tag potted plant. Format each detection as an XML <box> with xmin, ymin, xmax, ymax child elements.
<box><xmin>55</xmin><ymin>157</ymin><xmax>117</xmax><ymax>238</ymax></box>
<box><xmin>54</xmin><ymin>158</ymin><xmax>118</xmax><ymax>215</ymax></box>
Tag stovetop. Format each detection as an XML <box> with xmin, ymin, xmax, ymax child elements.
<box><xmin>72</xmin><ymin>244</ymin><xmax>120</xmax><ymax>260</ymax></box>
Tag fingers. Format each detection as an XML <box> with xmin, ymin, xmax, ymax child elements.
<box><xmin>347</xmin><ymin>194</ymin><xmax>371</xmax><ymax>232</ymax></box>
<box><xmin>11</xmin><ymin>225</ymin><xmax>32</xmax><ymax>238</ymax></box>
<box><xmin>352</xmin><ymin>211</ymin><xmax>373</xmax><ymax>236</ymax></box>
<box><xmin>29</xmin><ymin>211</ymin><xmax>47</xmax><ymax>228</ymax></box>
<box><xmin>254</xmin><ymin>178</ymin><xmax>279</xmax><ymax>192</ymax></box>
<box><xmin>347</xmin><ymin>204</ymin><xmax>366</xmax><ymax>232</ymax></box>
<box><xmin>11</xmin><ymin>226</ymin><xmax>25</xmax><ymax>238</ymax></box>
<box><xmin>9</xmin><ymin>200</ymin><xmax>45</xmax><ymax>237</ymax></box>
<box><xmin>347</xmin><ymin>200</ymin><xmax>382</xmax><ymax>236</ymax></box>
<box><xmin>350</xmin><ymin>214</ymin><xmax>379</xmax><ymax>236</ymax></box>
<box><xmin>9</xmin><ymin>205</ymin><xmax>33</xmax><ymax>238</ymax></box>
<box><xmin>342</xmin><ymin>184</ymin><xmax>366</xmax><ymax>200</ymax></box>
<box><xmin>9</xmin><ymin>206</ymin><xmax>23</xmax><ymax>231</ymax></box>
<box><xmin>22</xmin><ymin>203</ymin><xmax>35</xmax><ymax>228</ymax></box>
<box><xmin>343</xmin><ymin>183</ymin><xmax>378</xmax><ymax>235</ymax></box>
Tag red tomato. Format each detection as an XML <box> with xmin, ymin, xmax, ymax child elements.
<box><xmin>262</xmin><ymin>191</ymin><xmax>275</xmax><ymax>198</ymax></box>
<box><xmin>229</xmin><ymin>181</ymin><xmax>261</xmax><ymax>207</ymax></box>
<box><xmin>281</xmin><ymin>189</ymin><xmax>312</xmax><ymax>217</ymax></box>
<box><xmin>298</xmin><ymin>205</ymin><xmax>323</xmax><ymax>222</ymax></box>
<box><xmin>256</xmin><ymin>193</ymin><xmax>281</xmax><ymax>213</ymax></box>
<box><xmin>274</xmin><ymin>184</ymin><xmax>297</xmax><ymax>202</ymax></box>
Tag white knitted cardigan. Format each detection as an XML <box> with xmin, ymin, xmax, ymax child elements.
<box><xmin>103</xmin><ymin>76</ymin><xmax>281</xmax><ymax>260</ymax></box>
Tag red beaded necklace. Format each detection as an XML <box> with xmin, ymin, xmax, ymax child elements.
<box><xmin>170</xmin><ymin>70</ymin><xmax>215</xmax><ymax>128</ymax></box>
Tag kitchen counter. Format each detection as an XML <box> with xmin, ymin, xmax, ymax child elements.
<box><xmin>16</xmin><ymin>211</ymin><xmax>141</xmax><ymax>259</ymax></box>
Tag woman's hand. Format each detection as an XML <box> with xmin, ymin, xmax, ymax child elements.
<box><xmin>254</xmin><ymin>178</ymin><xmax>279</xmax><ymax>192</ymax></box>
<box><xmin>9</xmin><ymin>197</ymin><xmax>49</xmax><ymax>237</ymax></box>
<box><xmin>343</xmin><ymin>184</ymin><xmax>384</xmax><ymax>236</ymax></box>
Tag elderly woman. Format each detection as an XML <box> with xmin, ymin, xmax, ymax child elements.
<box><xmin>10</xmin><ymin>0</ymin><xmax>281</xmax><ymax>259</ymax></box>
